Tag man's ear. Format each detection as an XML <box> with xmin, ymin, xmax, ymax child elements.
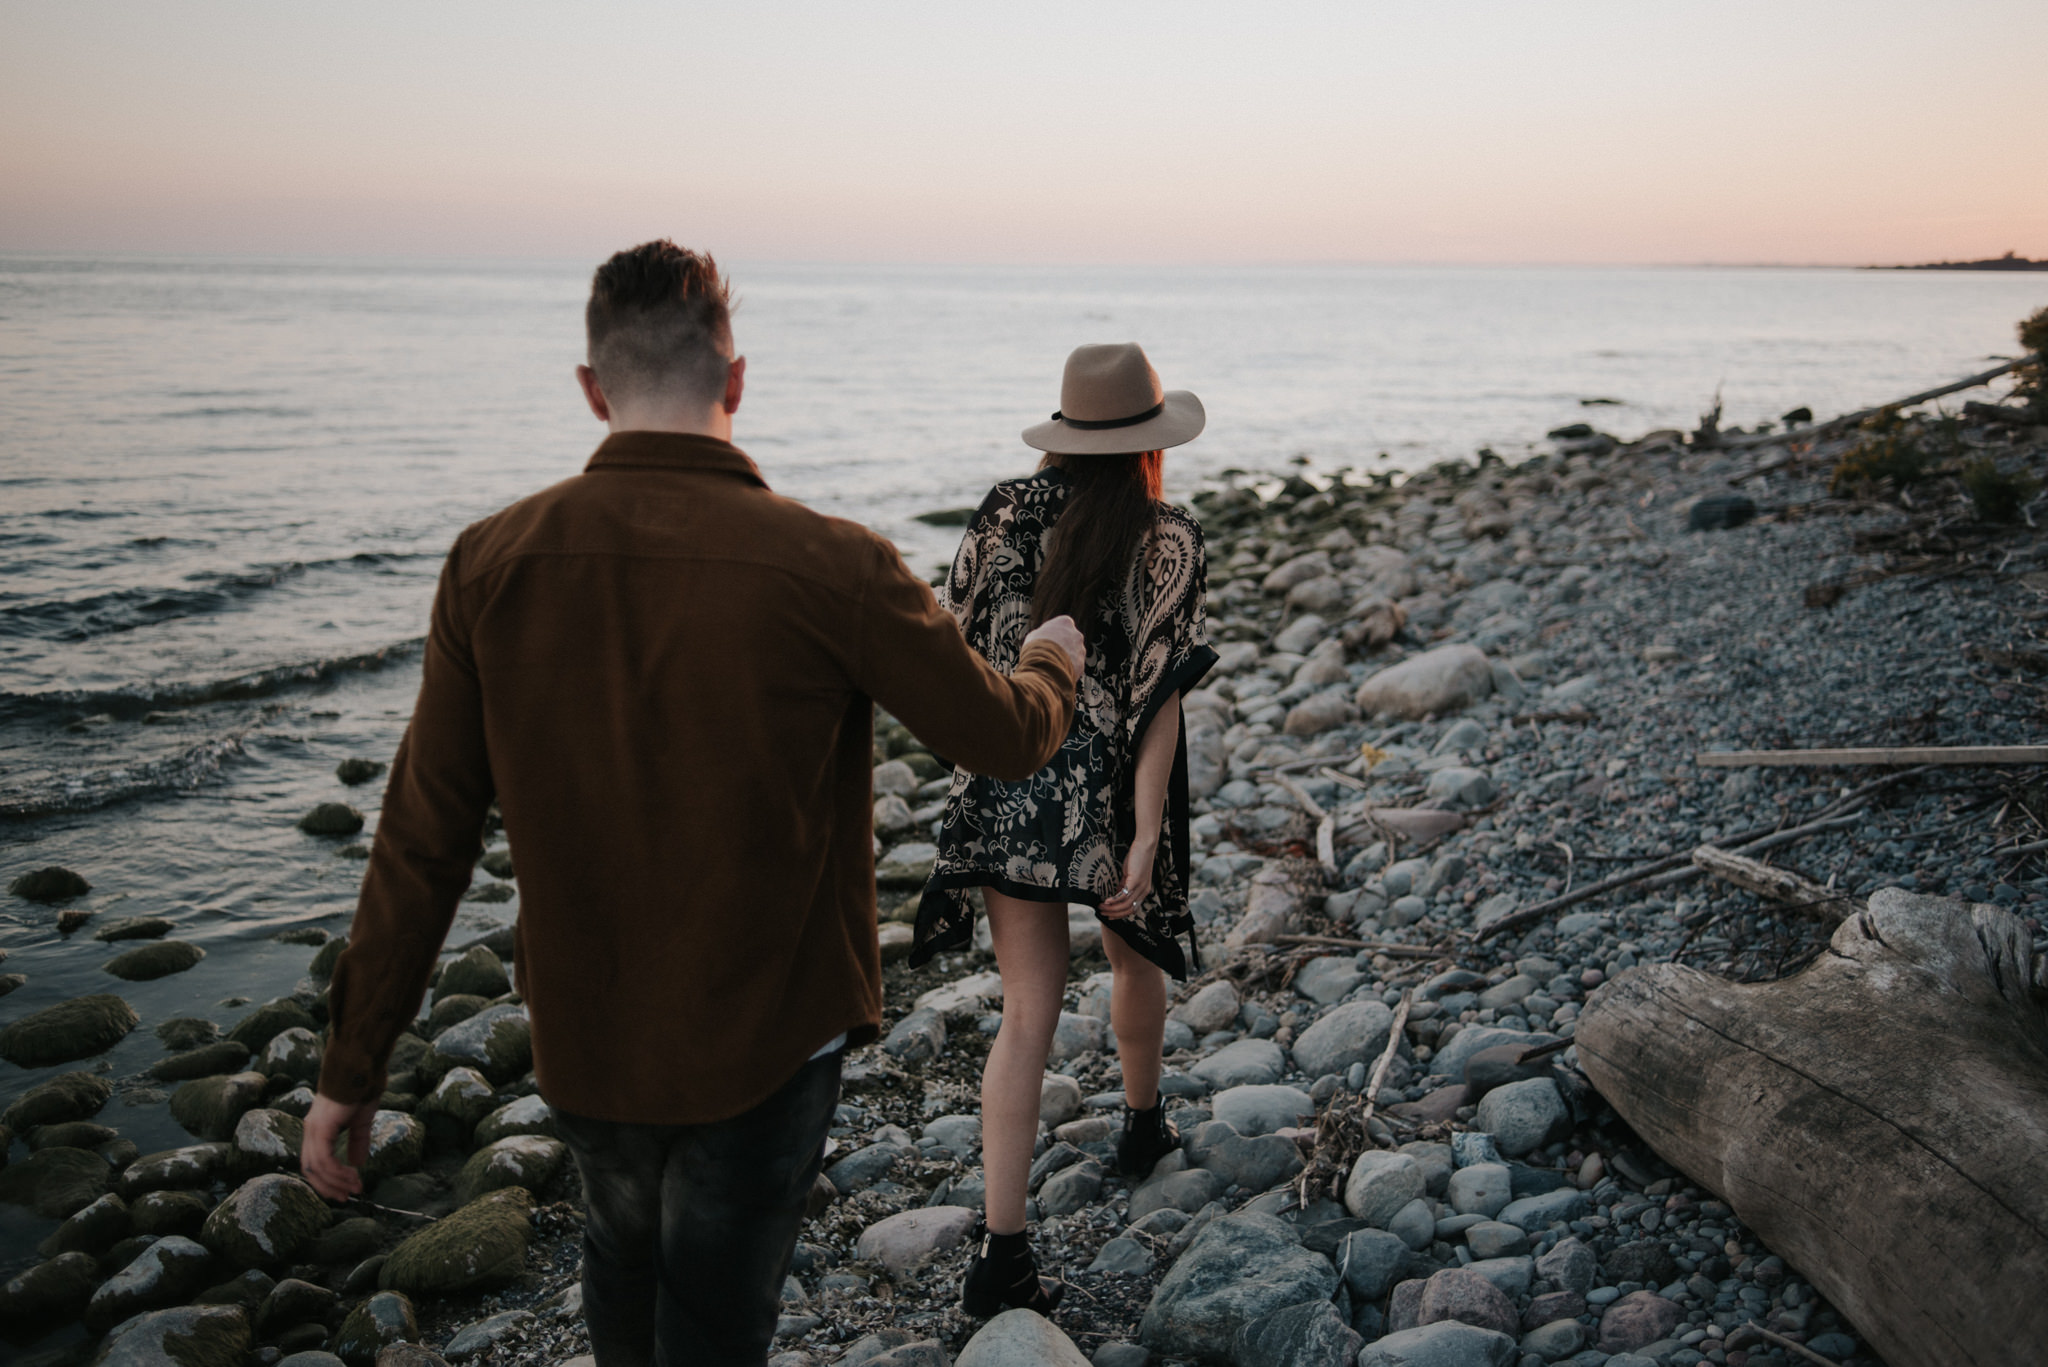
<box><xmin>723</xmin><ymin>355</ymin><xmax>746</xmax><ymax>415</ymax></box>
<box><xmin>576</xmin><ymin>364</ymin><xmax>611</xmax><ymax>422</ymax></box>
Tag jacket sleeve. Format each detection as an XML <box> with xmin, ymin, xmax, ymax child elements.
<box><xmin>317</xmin><ymin>537</ymin><xmax>495</xmax><ymax>1105</ymax></box>
<box><xmin>854</xmin><ymin>534</ymin><xmax>1076</xmax><ymax>781</ymax></box>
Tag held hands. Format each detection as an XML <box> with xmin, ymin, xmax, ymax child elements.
<box><xmin>1100</xmin><ymin>839</ymin><xmax>1157</xmax><ymax>920</ymax></box>
<box><xmin>1022</xmin><ymin>614</ymin><xmax>1086</xmax><ymax>676</ymax></box>
<box><xmin>300</xmin><ymin>1092</ymin><xmax>377</xmax><ymax>1202</ymax></box>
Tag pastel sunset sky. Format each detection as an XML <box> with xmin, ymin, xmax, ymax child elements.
<box><xmin>3</xmin><ymin>0</ymin><xmax>2044</xmax><ymax>265</ymax></box>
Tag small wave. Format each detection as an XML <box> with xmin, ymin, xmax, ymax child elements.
<box><xmin>162</xmin><ymin>405</ymin><xmax>315</xmax><ymax>420</ymax></box>
<box><xmin>0</xmin><ymin>733</ymin><xmax>247</xmax><ymax>819</ymax></box>
<box><xmin>0</xmin><ymin>639</ymin><xmax>423</xmax><ymax>725</ymax></box>
<box><xmin>0</xmin><ymin>554</ymin><xmax>428</xmax><ymax>642</ymax></box>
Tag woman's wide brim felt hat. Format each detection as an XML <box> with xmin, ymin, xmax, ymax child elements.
<box><xmin>1021</xmin><ymin>342</ymin><xmax>1206</xmax><ymax>455</ymax></box>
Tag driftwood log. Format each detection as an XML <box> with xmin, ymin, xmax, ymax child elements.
<box><xmin>1576</xmin><ymin>889</ymin><xmax>2048</xmax><ymax>1367</ymax></box>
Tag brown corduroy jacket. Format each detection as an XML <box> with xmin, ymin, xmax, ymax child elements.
<box><xmin>318</xmin><ymin>432</ymin><xmax>1078</xmax><ymax>1124</ymax></box>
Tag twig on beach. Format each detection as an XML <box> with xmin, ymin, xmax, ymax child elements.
<box><xmin>1475</xmin><ymin>767</ymin><xmax>1933</xmax><ymax>940</ymax></box>
<box><xmin>1697</xmin><ymin>745</ymin><xmax>2048</xmax><ymax>767</ymax></box>
<box><xmin>1740</xmin><ymin>1320</ymin><xmax>1845</xmax><ymax>1367</ymax></box>
<box><xmin>1273</xmin><ymin>933</ymin><xmax>1448</xmax><ymax>959</ymax></box>
<box><xmin>344</xmin><ymin>1195</ymin><xmax>438</xmax><ymax>1223</ymax></box>
<box><xmin>1691</xmin><ymin>845</ymin><xmax>1862</xmax><ymax>923</ymax></box>
<box><xmin>1358</xmin><ymin>990</ymin><xmax>1413</xmax><ymax>1138</ymax></box>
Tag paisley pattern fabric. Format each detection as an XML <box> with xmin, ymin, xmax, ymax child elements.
<box><xmin>909</xmin><ymin>468</ymin><xmax>1218</xmax><ymax>979</ymax></box>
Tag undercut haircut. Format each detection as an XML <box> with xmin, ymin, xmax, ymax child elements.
<box><xmin>585</xmin><ymin>240</ymin><xmax>734</xmax><ymax>407</ymax></box>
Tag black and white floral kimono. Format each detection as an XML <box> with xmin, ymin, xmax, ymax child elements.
<box><xmin>909</xmin><ymin>467</ymin><xmax>1218</xmax><ymax>979</ymax></box>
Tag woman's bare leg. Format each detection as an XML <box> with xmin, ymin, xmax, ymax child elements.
<box><xmin>1103</xmin><ymin>926</ymin><xmax>1167</xmax><ymax>1109</ymax></box>
<box><xmin>980</xmin><ymin>890</ymin><xmax>1070</xmax><ymax>1234</ymax></box>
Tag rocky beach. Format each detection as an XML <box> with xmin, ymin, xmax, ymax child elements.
<box><xmin>2</xmin><ymin>346</ymin><xmax>2045</xmax><ymax>1367</ymax></box>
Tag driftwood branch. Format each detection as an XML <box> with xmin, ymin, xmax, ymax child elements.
<box><xmin>1690</xmin><ymin>845</ymin><xmax>1862</xmax><ymax>922</ymax></box>
<box><xmin>1274</xmin><ymin>933</ymin><xmax>1448</xmax><ymax>959</ymax></box>
<box><xmin>1357</xmin><ymin>989</ymin><xmax>1412</xmax><ymax>1137</ymax></box>
<box><xmin>1722</xmin><ymin>360</ymin><xmax>2020</xmax><ymax>453</ymax></box>
<box><xmin>1698</xmin><ymin>745</ymin><xmax>2048</xmax><ymax>768</ymax></box>
<box><xmin>1476</xmin><ymin>767</ymin><xmax>1931</xmax><ymax>940</ymax></box>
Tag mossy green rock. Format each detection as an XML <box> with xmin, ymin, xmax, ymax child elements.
<box><xmin>120</xmin><ymin>1143</ymin><xmax>229</xmax><ymax>1197</ymax></box>
<box><xmin>306</xmin><ymin>1215</ymin><xmax>384</xmax><ymax>1267</ymax></box>
<box><xmin>332</xmin><ymin>1289</ymin><xmax>416</xmax><ymax>1367</ymax></box>
<box><xmin>150</xmin><ymin>1039</ymin><xmax>253</xmax><ymax>1082</ymax></box>
<box><xmin>416</xmin><ymin>1067</ymin><xmax>497</xmax><ymax>1151</ymax></box>
<box><xmin>336</xmin><ymin>757</ymin><xmax>386</xmax><ymax>785</ymax></box>
<box><xmin>30</xmin><ymin>1120</ymin><xmax>120</xmax><ymax>1151</ymax></box>
<box><xmin>361</xmin><ymin>1111</ymin><xmax>426</xmax><ymax>1182</ymax></box>
<box><xmin>90</xmin><ymin>1303</ymin><xmax>251</xmax><ymax>1367</ymax></box>
<box><xmin>297</xmin><ymin>803</ymin><xmax>364</xmax><ymax>836</ymax></box>
<box><xmin>230</xmin><ymin>1108</ymin><xmax>305</xmax><ymax>1179</ymax></box>
<box><xmin>104</xmin><ymin>939</ymin><xmax>207</xmax><ymax>981</ymax></box>
<box><xmin>426</xmin><ymin>993</ymin><xmax>489</xmax><ymax>1035</ymax></box>
<box><xmin>9</xmin><ymin>866</ymin><xmax>90</xmax><ymax>902</ymax></box>
<box><xmin>3</xmin><ymin>1070</ymin><xmax>111</xmax><ymax>1131</ymax></box>
<box><xmin>85</xmin><ymin>1233</ymin><xmax>215</xmax><ymax>1330</ymax></box>
<box><xmin>0</xmin><ymin>1146</ymin><xmax>113</xmax><ymax>1218</ymax></box>
<box><xmin>425</xmin><ymin>1004</ymin><xmax>530</xmax><ymax>1085</ymax></box>
<box><xmin>259</xmin><ymin>1026</ymin><xmax>324</xmax><ymax>1085</ymax></box>
<box><xmin>199</xmin><ymin>1173</ymin><xmax>330</xmax><ymax>1269</ymax></box>
<box><xmin>452</xmin><ymin>1135</ymin><xmax>566</xmax><ymax>1205</ymax></box>
<box><xmin>0</xmin><ymin>1251</ymin><xmax>101</xmax><ymax>1320</ymax></box>
<box><xmin>378</xmin><ymin>1186</ymin><xmax>533</xmax><ymax>1296</ymax></box>
<box><xmin>131</xmin><ymin>1188</ymin><xmax>212</xmax><ymax>1236</ymax></box>
<box><xmin>308</xmin><ymin>935</ymin><xmax>349</xmax><ymax>979</ymax></box>
<box><xmin>157</xmin><ymin>1016</ymin><xmax>220</xmax><ymax>1049</ymax></box>
<box><xmin>0</xmin><ymin>993</ymin><xmax>139</xmax><ymax>1067</ymax></box>
<box><xmin>94</xmin><ymin>916</ymin><xmax>173</xmax><ymax>942</ymax></box>
<box><xmin>39</xmin><ymin>1191</ymin><xmax>130</xmax><ymax>1256</ymax></box>
<box><xmin>471</xmin><ymin>1094</ymin><xmax>556</xmax><ymax>1147</ymax></box>
<box><xmin>227</xmin><ymin>998</ymin><xmax>318</xmax><ymax>1053</ymax></box>
<box><xmin>433</xmin><ymin>944</ymin><xmax>510</xmax><ymax>1003</ymax></box>
<box><xmin>170</xmin><ymin>1071</ymin><xmax>269</xmax><ymax>1141</ymax></box>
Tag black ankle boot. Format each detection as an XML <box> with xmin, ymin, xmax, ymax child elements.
<box><xmin>1117</xmin><ymin>1099</ymin><xmax>1179</xmax><ymax>1178</ymax></box>
<box><xmin>960</xmin><ymin>1224</ymin><xmax>1062</xmax><ymax>1319</ymax></box>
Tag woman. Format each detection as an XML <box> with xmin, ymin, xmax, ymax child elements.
<box><xmin>909</xmin><ymin>342</ymin><xmax>1218</xmax><ymax>1317</ymax></box>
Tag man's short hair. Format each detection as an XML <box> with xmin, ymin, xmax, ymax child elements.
<box><xmin>585</xmin><ymin>241</ymin><xmax>734</xmax><ymax>407</ymax></box>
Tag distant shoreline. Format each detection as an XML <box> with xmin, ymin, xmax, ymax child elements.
<box><xmin>1866</xmin><ymin>252</ymin><xmax>2048</xmax><ymax>272</ymax></box>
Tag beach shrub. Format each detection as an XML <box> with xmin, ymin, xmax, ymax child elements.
<box><xmin>1960</xmin><ymin>458</ymin><xmax>2040</xmax><ymax>523</ymax></box>
<box><xmin>2015</xmin><ymin>305</ymin><xmax>2048</xmax><ymax>414</ymax></box>
<box><xmin>1830</xmin><ymin>411</ymin><xmax>1956</xmax><ymax>495</ymax></box>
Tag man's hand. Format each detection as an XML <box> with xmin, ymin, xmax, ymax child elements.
<box><xmin>301</xmin><ymin>1092</ymin><xmax>377</xmax><ymax>1202</ymax></box>
<box><xmin>1023</xmin><ymin>614</ymin><xmax>1085</xmax><ymax>676</ymax></box>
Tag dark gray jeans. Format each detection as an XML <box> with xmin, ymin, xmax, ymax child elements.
<box><xmin>552</xmin><ymin>1051</ymin><xmax>842</xmax><ymax>1367</ymax></box>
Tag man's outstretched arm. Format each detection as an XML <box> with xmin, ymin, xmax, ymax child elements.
<box><xmin>853</xmin><ymin>536</ymin><xmax>1082</xmax><ymax>780</ymax></box>
<box><xmin>303</xmin><ymin>542</ymin><xmax>493</xmax><ymax>1200</ymax></box>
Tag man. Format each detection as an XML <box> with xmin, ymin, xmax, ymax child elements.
<box><xmin>300</xmin><ymin>240</ymin><xmax>1083</xmax><ymax>1366</ymax></box>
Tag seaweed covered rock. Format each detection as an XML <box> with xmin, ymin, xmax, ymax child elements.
<box><xmin>297</xmin><ymin>803</ymin><xmax>364</xmax><ymax>836</ymax></box>
<box><xmin>3</xmin><ymin>1070</ymin><xmax>111</xmax><ymax>1131</ymax></box>
<box><xmin>416</xmin><ymin>1068</ymin><xmax>497</xmax><ymax>1151</ymax></box>
<box><xmin>150</xmin><ymin>1039</ymin><xmax>254</xmax><ymax>1082</ymax></box>
<box><xmin>95</xmin><ymin>915</ymin><xmax>173</xmax><ymax>942</ymax></box>
<box><xmin>131</xmin><ymin>1188</ymin><xmax>211</xmax><ymax>1237</ymax></box>
<box><xmin>260</xmin><ymin>1027</ymin><xmax>324</xmax><ymax>1085</ymax></box>
<box><xmin>361</xmin><ymin>1110</ymin><xmax>427</xmax><ymax>1182</ymax></box>
<box><xmin>471</xmin><ymin>1094</ymin><xmax>555</xmax><ymax>1147</ymax></box>
<box><xmin>199</xmin><ymin>1173</ymin><xmax>330</xmax><ymax>1269</ymax></box>
<box><xmin>378</xmin><ymin>1186</ymin><xmax>533</xmax><ymax>1296</ymax></box>
<box><xmin>0</xmin><ymin>993</ymin><xmax>139</xmax><ymax>1067</ymax></box>
<box><xmin>0</xmin><ymin>1146</ymin><xmax>114</xmax><ymax>1218</ymax></box>
<box><xmin>103</xmin><ymin>939</ymin><xmax>206</xmax><ymax>981</ymax></box>
<box><xmin>91</xmin><ymin>1304</ymin><xmax>252</xmax><ymax>1367</ymax></box>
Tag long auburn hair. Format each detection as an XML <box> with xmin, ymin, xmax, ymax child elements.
<box><xmin>1029</xmin><ymin>451</ymin><xmax>1165</xmax><ymax>628</ymax></box>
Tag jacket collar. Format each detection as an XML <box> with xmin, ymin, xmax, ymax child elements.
<box><xmin>584</xmin><ymin>431</ymin><xmax>770</xmax><ymax>489</ymax></box>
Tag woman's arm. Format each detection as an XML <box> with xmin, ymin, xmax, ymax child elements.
<box><xmin>1100</xmin><ymin>691</ymin><xmax>1180</xmax><ymax>920</ymax></box>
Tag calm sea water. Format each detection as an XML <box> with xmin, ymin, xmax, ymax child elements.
<box><xmin>0</xmin><ymin>255</ymin><xmax>2042</xmax><ymax>1259</ymax></box>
